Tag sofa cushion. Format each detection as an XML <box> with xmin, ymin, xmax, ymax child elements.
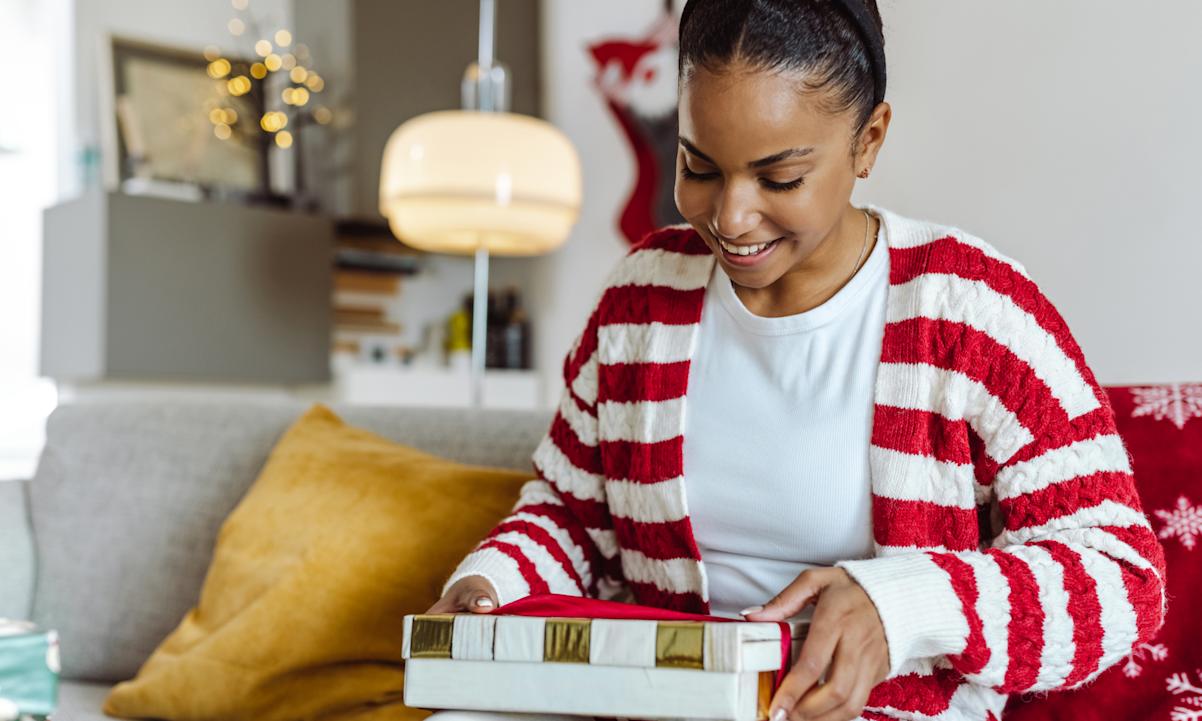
<box><xmin>101</xmin><ymin>403</ymin><xmax>534</xmax><ymax>721</ymax></box>
<box><xmin>28</xmin><ymin>400</ymin><xmax>550</xmax><ymax>682</ymax></box>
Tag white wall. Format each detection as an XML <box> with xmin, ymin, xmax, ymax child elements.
<box><xmin>537</xmin><ymin>0</ymin><xmax>1202</xmax><ymax>401</ymax></box>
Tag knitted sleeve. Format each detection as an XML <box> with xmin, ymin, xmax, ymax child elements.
<box><xmin>440</xmin><ymin>305</ymin><xmax>622</xmax><ymax>606</ymax></box>
<box><xmin>837</xmin><ymin>238</ymin><xmax>1167</xmax><ymax>694</ymax></box>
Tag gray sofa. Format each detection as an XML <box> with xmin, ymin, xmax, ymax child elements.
<box><xmin>0</xmin><ymin>400</ymin><xmax>552</xmax><ymax>721</ymax></box>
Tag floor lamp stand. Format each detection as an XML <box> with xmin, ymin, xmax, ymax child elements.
<box><xmin>470</xmin><ymin>245</ymin><xmax>490</xmax><ymax>408</ymax></box>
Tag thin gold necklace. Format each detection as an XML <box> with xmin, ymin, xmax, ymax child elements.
<box><xmin>850</xmin><ymin>208</ymin><xmax>872</xmax><ymax>280</ymax></box>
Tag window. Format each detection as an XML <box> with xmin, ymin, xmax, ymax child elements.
<box><xmin>0</xmin><ymin>0</ymin><xmax>62</xmax><ymax>480</ymax></box>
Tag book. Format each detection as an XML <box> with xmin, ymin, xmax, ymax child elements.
<box><xmin>401</xmin><ymin>613</ymin><xmax>807</xmax><ymax>721</ymax></box>
<box><xmin>335</xmin><ymin>271</ymin><xmax>401</xmax><ymax>295</ymax></box>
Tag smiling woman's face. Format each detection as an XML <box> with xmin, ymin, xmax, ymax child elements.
<box><xmin>675</xmin><ymin>60</ymin><xmax>884</xmax><ymax>293</ymax></box>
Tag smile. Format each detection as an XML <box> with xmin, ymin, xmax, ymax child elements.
<box><xmin>717</xmin><ymin>237</ymin><xmax>780</xmax><ymax>256</ymax></box>
<box><xmin>716</xmin><ymin>236</ymin><xmax>783</xmax><ymax>266</ymax></box>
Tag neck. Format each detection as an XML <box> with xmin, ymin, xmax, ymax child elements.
<box><xmin>733</xmin><ymin>205</ymin><xmax>878</xmax><ymax>317</ymax></box>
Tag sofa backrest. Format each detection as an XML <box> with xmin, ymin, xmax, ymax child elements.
<box><xmin>26</xmin><ymin>399</ymin><xmax>552</xmax><ymax>683</ymax></box>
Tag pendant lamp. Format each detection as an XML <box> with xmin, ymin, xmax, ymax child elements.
<box><xmin>379</xmin><ymin>0</ymin><xmax>582</xmax><ymax>407</ymax></box>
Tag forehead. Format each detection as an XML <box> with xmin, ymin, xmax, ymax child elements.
<box><xmin>678</xmin><ymin>63</ymin><xmax>851</xmax><ymax>160</ymax></box>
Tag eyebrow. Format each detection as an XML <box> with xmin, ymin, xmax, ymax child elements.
<box><xmin>678</xmin><ymin>136</ymin><xmax>815</xmax><ymax>169</ymax></box>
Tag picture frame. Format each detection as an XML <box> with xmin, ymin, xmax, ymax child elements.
<box><xmin>98</xmin><ymin>35</ymin><xmax>270</xmax><ymax>196</ymax></box>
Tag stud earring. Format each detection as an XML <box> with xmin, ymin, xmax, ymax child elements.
<box><xmin>857</xmin><ymin>167</ymin><xmax>871</xmax><ymax>179</ymax></box>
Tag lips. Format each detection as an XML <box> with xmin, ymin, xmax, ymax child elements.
<box><xmin>718</xmin><ymin>236</ymin><xmax>783</xmax><ymax>267</ymax></box>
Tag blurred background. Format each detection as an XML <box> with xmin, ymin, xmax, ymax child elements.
<box><xmin>1</xmin><ymin>0</ymin><xmax>1199</xmax><ymax>481</ymax></box>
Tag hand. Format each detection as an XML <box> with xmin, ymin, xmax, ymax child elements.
<box><xmin>424</xmin><ymin>575</ymin><xmax>499</xmax><ymax>614</ymax></box>
<box><xmin>742</xmin><ymin>567</ymin><xmax>889</xmax><ymax>721</ymax></box>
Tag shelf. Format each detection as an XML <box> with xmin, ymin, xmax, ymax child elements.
<box><xmin>332</xmin><ymin>357</ymin><xmax>544</xmax><ymax>410</ymax></box>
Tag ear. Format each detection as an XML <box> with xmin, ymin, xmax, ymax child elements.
<box><xmin>856</xmin><ymin>100</ymin><xmax>892</xmax><ymax>171</ymax></box>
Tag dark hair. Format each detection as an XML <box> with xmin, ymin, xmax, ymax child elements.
<box><xmin>678</xmin><ymin>0</ymin><xmax>885</xmax><ymax>136</ymax></box>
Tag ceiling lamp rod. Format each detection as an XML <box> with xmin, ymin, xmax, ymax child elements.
<box><xmin>471</xmin><ymin>0</ymin><xmax>497</xmax><ymax>406</ymax></box>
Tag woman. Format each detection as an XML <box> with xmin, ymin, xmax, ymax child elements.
<box><xmin>424</xmin><ymin>1</ymin><xmax>1167</xmax><ymax>720</ymax></box>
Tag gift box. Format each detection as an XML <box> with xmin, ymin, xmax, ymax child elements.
<box><xmin>0</xmin><ymin>620</ymin><xmax>60</xmax><ymax>721</ymax></box>
<box><xmin>401</xmin><ymin>599</ymin><xmax>806</xmax><ymax>721</ymax></box>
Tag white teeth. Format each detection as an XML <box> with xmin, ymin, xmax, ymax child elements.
<box><xmin>719</xmin><ymin>238</ymin><xmax>776</xmax><ymax>256</ymax></box>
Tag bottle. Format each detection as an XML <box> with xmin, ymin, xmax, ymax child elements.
<box><xmin>445</xmin><ymin>294</ymin><xmax>473</xmax><ymax>371</ymax></box>
<box><xmin>502</xmin><ymin>287</ymin><xmax>530</xmax><ymax>370</ymax></box>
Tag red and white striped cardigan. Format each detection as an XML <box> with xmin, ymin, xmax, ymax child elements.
<box><xmin>442</xmin><ymin>205</ymin><xmax>1167</xmax><ymax>721</ymax></box>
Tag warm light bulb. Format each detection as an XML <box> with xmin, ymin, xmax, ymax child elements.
<box><xmin>292</xmin><ymin>87</ymin><xmax>310</xmax><ymax>105</ymax></box>
<box><xmin>255</xmin><ymin>39</ymin><xmax>272</xmax><ymax>57</ymax></box>
<box><xmin>281</xmin><ymin>53</ymin><xmax>297</xmax><ymax>70</ymax></box>
<box><xmin>250</xmin><ymin>62</ymin><xmax>267</xmax><ymax>79</ymax></box>
<box><xmin>214</xmin><ymin>123</ymin><xmax>232</xmax><ymax>140</ymax></box>
<box><xmin>259</xmin><ymin>111</ymin><xmax>288</xmax><ymax>132</ymax></box>
<box><xmin>223</xmin><ymin>108</ymin><xmax>238</xmax><ymax>124</ymax></box>
<box><xmin>203</xmin><ymin>45</ymin><xmax>221</xmax><ymax>61</ymax></box>
<box><xmin>206</xmin><ymin>59</ymin><xmax>231</xmax><ymax>79</ymax></box>
<box><xmin>281</xmin><ymin>88</ymin><xmax>295</xmax><ymax>105</ymax></box>
<box><xmin>264</xmin><ymin>54</ymin><xmax>282</xmax><ymax>72</ymax></box>
<box><xmin>228</xmin><ymin>18</ymin><xmax>245</xmax><ymax>36</ymax></box>
<box><xmin>289</xmin><ymin>67</ymin><xmax>307</xmax><ymax>84</ymax></box>
<box><xmin>313</xmin><ymin>106</ymin><xmax>332</xmax><ymax>125</ymax></box>
<box><xmin>274</xmin><ymin>30</ymin><xmax>292</xmax><ymax>47</ymax></box>
<box><xmin>227</xmin><ymin>76</ymin><xmax>251</xmax><ymax>96</ymax></box>
<box><xmin>275</xmin><ymin>130</ymin><xmax>293</xmax><ymax>148</ymax></box>
<box><xmin>208</xmin><ymin>108</ymin><xmax>226</xmax><ymax>124</ymax></box>
<box><xmin>231</xmin><ymin>0</ymin><xmax>248</xmax><ymax>10</ymax></box>
<box><xmin>304</xmin><ymin>73</ymin><xmax>324</xmax><ymax>92</ymax></box>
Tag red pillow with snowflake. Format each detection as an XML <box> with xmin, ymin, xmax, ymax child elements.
<box><xmin>1005</xmin><ymin>383</ymin><xmax>1202</xmax><ymax>721</ymax></box>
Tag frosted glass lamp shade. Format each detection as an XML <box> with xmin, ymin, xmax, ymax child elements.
<box><xmin>379</xmin><ymin>110</ymin><xmax>582</xmax><ymax>256</ymax></box>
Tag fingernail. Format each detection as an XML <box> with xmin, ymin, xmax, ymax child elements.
<box><xmin>739</xmin><ymin>605</ymin><xmax>763</xmax><ymax>616</ymax></box>
<box><xmin>770</xmin><ymin>708</ymin><xmax>786</xmax><ymax>721</ymax></box>
<box><xmin>474</xmin><ymin>597</ymin><xmax>494</xmax><ymax>608</ymax></box>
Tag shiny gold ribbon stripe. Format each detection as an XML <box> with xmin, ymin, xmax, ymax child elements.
<box><xmin>408</xmin><ymin>614</ymin><xmax>454</xmax><ymax>658</ymax></box>
<box><xmin>407</xmin><ymin>615</ymin><xmax>708</xmax><ymax>668</ymax></box>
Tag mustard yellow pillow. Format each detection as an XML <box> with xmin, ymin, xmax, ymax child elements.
<box><xmin>104</xmin><ymin>403</ymin><xmax>532</xmax><ymax>721</ymax></box>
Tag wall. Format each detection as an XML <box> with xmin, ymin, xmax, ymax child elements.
<box><xmin>534</xmin><ymin>0</ymin><xmax>1202</xmax><ymax>406</ymax></box>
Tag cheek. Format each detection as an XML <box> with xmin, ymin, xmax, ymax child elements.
<box><xmin>673</xmin><ymin>177</ymin><xmax>709</xmax><ymax>220</ymax></box>
<box><xmin>766</xmin><ymin>191</ymin><xmax>820</xmax><ymax>236</ymax></box>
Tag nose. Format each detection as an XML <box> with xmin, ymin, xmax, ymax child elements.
<box><xmin>711</xmin><ymin>180</ymin><xmax>761</xmax><ymax>242</ymax></box>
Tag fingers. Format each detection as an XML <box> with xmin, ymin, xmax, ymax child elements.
<box><xmin>466</xmin><ymin>592</ymin><xmax>497</xmax><ymax>613</ymax></box>
<box><xmin>795</xmin><ymin>636</ymin><xmax>870</xmax><ymax>721</ymax></box>
<box><xmin>424</xmin><ymin>577</ymin><xmax>499</xmax><ymax>614</ymax></box>
<box><xmin>460</xmin><ymin>577</ymin><xmax>499</xmax><ymax>613</ymax></box>
<box><xmin>743</xmin><ymin>568</ymin><xmax>831</xmax><ymax>622</ymax></box>
<box><xmin>768</xmin><ymin>602</ymin><xmax>840</xmax><ymax>718</ymax></box>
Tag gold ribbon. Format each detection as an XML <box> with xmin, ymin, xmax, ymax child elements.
<box><xmin>543</xmin><ymin>618</ymin><xmax>591</xmax><ymax>663</ymax></box>
<box><xmin>408</xmin><ymin>614</ymin><xmax>454</xmax><ymax>658</ymax></box>
<box><xmin>654</xmin><ymin>621</ymin><xmax>704</xmax><ymax>669</ymax></box>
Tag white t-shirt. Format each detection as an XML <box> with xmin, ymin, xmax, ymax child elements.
<box><xmin>682</xmin><ymin>217</ymin><xmax>889</xmax><ymax>618</ymax></box>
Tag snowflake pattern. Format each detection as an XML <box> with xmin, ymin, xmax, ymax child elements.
<box><xmin>1124</xmin><ymin>642</ymin><xmax>1169</xmax><ymax>678</ymax></box>
<box><xmin>1166</xmin><ymin>669</ymin><xmax>1202</xmax><ymax>721</ymax></box>
<box><xmin>1155</xmin><ymin>496</ymin><xmax>1202</xmax><ymax>551</ymax></box>
<box><xmin>1131</xmin><ymin>384</ymin><xmax>1202</xmax><ymax>429</ymax></box>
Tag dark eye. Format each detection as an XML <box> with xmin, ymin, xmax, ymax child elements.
<box><xmin>680</xmin><ymin>165</ymin><xmax>718</xmax><ymax>181</ymax></box>
<box><xmin>761</xmin><ymin>177</ymin><xmax>805</xmax><ymax>192</ymax></box>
